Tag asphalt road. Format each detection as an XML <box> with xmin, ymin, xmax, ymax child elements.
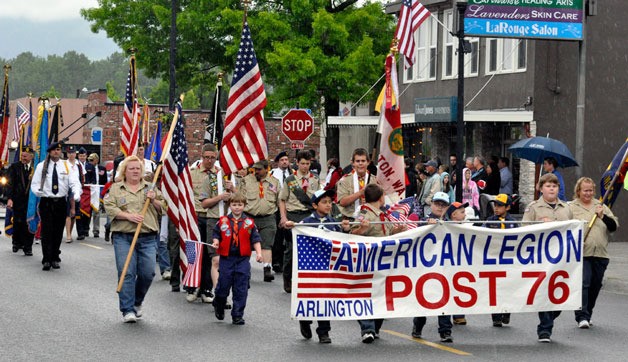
<box><xmin>2</xmin><ymin>219</ymin><xmax>628</xmax><ymax>361</ymax></box>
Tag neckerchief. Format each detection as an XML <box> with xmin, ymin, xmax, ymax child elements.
<box><xmin>353</xmin><ymin>170</ymin><xmax>369</xmax><ymax>218</ymax></box>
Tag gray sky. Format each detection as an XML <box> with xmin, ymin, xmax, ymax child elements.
<box><xmin>0</xmin><ymin>1</ymin><xmax>119</xmax><ymax>60</ymax></box>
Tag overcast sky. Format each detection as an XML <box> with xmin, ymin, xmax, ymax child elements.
<box><xmin>0</xmin><ymin>1</ymin><xmax>119</xmax><ymax>60</ymax></box>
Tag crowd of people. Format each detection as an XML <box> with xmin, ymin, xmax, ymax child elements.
<box><xmin>4</xmin><ymin>143</ymin><xmax>619</xmax><ymax>345</ymax></box>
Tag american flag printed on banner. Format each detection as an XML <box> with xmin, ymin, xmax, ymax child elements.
<box><xmin>219</xmin><ymin>19</ymin><xmax>268</xmax><ymax>175</ymax></box>
<box><xmin>120</xmin><ymin>56</ymin><xmax>140</xmax><ymax>157</ymax></box>
<box><xmin>162</xmin><ymin>102</ymin><xmax>202</xmax><ymax>287</ymax></box>
<box><xmin>296</xmin><ymin>235</ymin><xmax>373</xmax><ymax>299</ymax></box>
<box><xmin>395</xmin><ymin>0</ymin><xmax>431</xmax><ymax>68</ymax></box>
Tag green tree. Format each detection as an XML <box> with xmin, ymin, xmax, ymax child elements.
<box><xmin>182</xmin><ymin>88</ymin><xmax>201</xmax><ymax>109</ymax></box>
<box><xmin>41</xmin><ymin>85</ymin><xmax>61</xmax><ymax>99</ymax></box>
<box><xmin>105</xmin><ymin>81</ymin><xmax>122</xmax><ymax>102</ymax></box>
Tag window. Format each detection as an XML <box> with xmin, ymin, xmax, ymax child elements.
<box><xmin>442</xmin><ymin>10</ymin><xmax>479</xmax><ymax>79</ymax></box>
<box><xmin>403</xmin><ymin>16</ymin><xmax>438</xmax><ymax>83</ymax></box>
<box><xmin>486</xmin><ymin>38</ymin><xmax>527</xmax><ymax>74</ymax></box>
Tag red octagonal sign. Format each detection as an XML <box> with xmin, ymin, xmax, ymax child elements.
<box><xmin>282</xmin><ymin>109</ymin><xmax>314</xmax><ymax>142</ymax></box>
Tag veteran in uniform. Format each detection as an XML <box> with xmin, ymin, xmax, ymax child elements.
<box><xmin>7</xmin><ymin>146</ymin><xmax>35</xmax><ymax>255</ymax></box>
<box><xmin>105</xmin><ymin>155</ymin><xmax>163</xmax><ymax>323</ymax></box>
<box><xmin>337</xmin><ymin>148</ymin><xmax>377</xmax><ymax>220</ymax></box>
<box><xmin>240</xmin><ymin>159</ymin><xmax>280</xmax><ymax>282</ymax></box>
<box><xmin>278</xmin><ymin>150</ymin><xmax>319</xmax><ymax>293</ymax></box>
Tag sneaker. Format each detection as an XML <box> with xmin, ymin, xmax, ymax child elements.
<box><xmin>186</xmin><ymin>289</ymin><xmax>199</xmax><ymax>302</ymax></box>
<box><xmin>411</xmin><ymin>326</ymin><xmax>422</xmax><ymax>339</ymax></box>
<box><xmin>453</xmin><ymin>318</ymin><xmax>467</xmax><ymax>325</ymax></box>
<box><xmin>493</xmin><ymin>320</ymin><xmax>503</xmax><ymax>327</ymax></box>
<box><xmin>578</xmin><ymin>320</ymin><xmax>590</xmax><ymax>329</ymax></box>
<box><xmin>318</xmin><ymin>333</ymin><xmax>332</xmax><ymax>344</ymax></box>
<box><xmin>440</xmin><ymin>332</ymin><xmax>453</xmax><ymax>343</ymax></box>
<box><xmin>134</xmin><ymin>305</ymin><xmax>143</xmax><ymax>318</ymax></box>
<box><xmin>123</xmin><ymin>312</ymin><xmax>137</xmax><ymax>323</ymax></box>
<box><xmin>299</xmin><ymin>321</ymin><xmax>312</xmax><ymax>339</ymax></box>
<box><xmin>161</xmin><ymin>270</ymin><xmax>172</xmax><ymax>280</ymax></box>
<box><xmin>538</xmin><ymin>334</ymin><xmax>551</xmax><ymax>343</ymax></box>
<box><xmin>65</xmin><ymin>239</ymin><xmax>73</xmax><ymax>243</ymax></box>
<box><xmin>34</xmin><ymin>238</ymin><xmax>41</xmax><ymax>245</ymax></box>
<box><xmin>232</xmin><ymin>318</ymin><xmax>245</xmax><ymax>325</ymax></box>
<box><xmin>263</xmin><ymin>266</ymin><xmax>275</xmax><ymax>282</ymax></box>
<box><xmin>201</xmin><ymin>291</ymin><xmax>214</xmax><ymax>303</ymax></box>
<box><xmin>502</xmin><ymin>315</ymin><xmax>510</xmax><ymax>325</ymax></box>
<box><xmin>361</xmin><ymin>333</ymin><xmax>375</xmax><ymax>344</ymax></box>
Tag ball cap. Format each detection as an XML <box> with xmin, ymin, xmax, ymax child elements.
<box><xmin>251</xmin><ymin>159</ymin><xmax>269</xmax><ymax>169</ymax></box>
<box><xmin>311</xmin><ymin>189</ymin><xmax>335</xmax><ymax>204</ymax></box>
<box><xmin>445</xmin><ymin>201</ymin><xmax>469</xmax><ymax>220</ymax></box>
<box><xmin>425</xmin><ymin>160</ymin><xmax>438</xmax><ymax>169</ymax></box>
<box><xmin>491</xmin><ymin>194</ymin><xmax>512</xmax><ymax>206</ymax></box>
<box><xmin>432</xmin><ymin>191</ymin><xmax>450</xmax><ymax>204</ymax></box>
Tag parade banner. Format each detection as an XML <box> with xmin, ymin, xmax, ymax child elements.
<box><xmin>291</xmin><ymin>220</ymin><xmax>583</xmax><ymax>320</ymax></box>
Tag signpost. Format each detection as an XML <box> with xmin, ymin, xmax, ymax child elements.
<box><xmin>282</xmin><ymin>109</ymin><xmax>314</xmax><ymax>150</ymax></box>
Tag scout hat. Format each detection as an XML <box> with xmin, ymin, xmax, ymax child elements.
<box><xmin>251</xmin><ymin>160</ymin><xmax>269</xmax><ymax>169</ymax></box>
<box><xmin>490</xmin><ymin>194</ymin><xmax>512</xmax><ymax>207</ymax></box>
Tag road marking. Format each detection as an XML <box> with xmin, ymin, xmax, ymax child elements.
<box><xmin>80</xmin><ymin>243</ymin><xmax>103</xmax><ymax>250</ymax></box>
<box><xmin>382</xmin><ymin>329</ymin><xmax>472</xmax><ymax>356</ymax></box>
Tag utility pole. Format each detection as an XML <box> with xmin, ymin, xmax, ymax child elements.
<box><xmin>455</xmin><ymin>1</ymin><xmax>468</xmax><ymax>202</ymax></box>
<box><xmin>169</xmin><ymin>0</ymin><xmax>177</xmax><ymax>110</ymax></box>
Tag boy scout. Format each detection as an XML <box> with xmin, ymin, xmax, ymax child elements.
<box><xmin>240</xmin><ymin>159</ymin><xmax>280</xmax><ymax>282</ymax></box>
<box><xmin>523</xmin><ymin>173</ymin><xmax>573</xmax><ymax>343</ymax></box>
<box><xmin>337</xmin><ymin>148</ymin><xmax>377</xmax><ymax>220</ymax></box>
<box><xmin>278</xmin><ymin>150</ymin><xmax>319</xmax><ymax>293</ymax></box>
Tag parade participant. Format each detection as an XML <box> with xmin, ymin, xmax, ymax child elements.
<box><xmin>137</xmin><ymin>145</ymin><xmax>157</xmax><ymax>179</ymax></box>
<box><xmin>30</xmin><ymin>142</ymin><xmax>82</xmax><ymax>270</ymax></box>
<box><xmin>483</xmin><ymin>194</ymin><xmax>518</xmax><ymax>327</ymax></box>
<box><xmin>211</xmin><ymin>192</ymin><xmax>262</xmax><ymax>325</ymax></box>
<box><xmin>461</xmin><ymin>168</ymin><xmax>480</xmax><ymax>212</ymax></box>
<box><xmin>412</xmin><ymin>191</ymin><xmax>454</xmax><ymax>342</ymax></box>
<box><xmin>542</xmin><ymin>157</ymin><xmax>566</xmax><ymax>201</ymax></box>
<box><xmin>75</xmin><ymin>147</ymin><xmax>89</xmax><ymax>240</ymax></box>
<box><xmin>337</xmin><ymin>148</ymin><xmax>376</xmax><ymax>220</ymax></box>
<box><xmin>445</xmin><ymin>201</ymin><xmax>469</xmax><ymax>325</ymax></box>
<box><xmin>241</xmin><ymin>159</ymin><xmax>280</xmax><ymax>282</ymax></box>
<box><xmin>64</xmin><ymin>146</ymin><xmax>78</xmax><ymax>243</ymax></box>
<box><xmin>417</xmin><ymin>160</ymin><xmax>442</xmax><ymax>216</ymax></box>
<box><xmin>522</xmin><ymin>173</ymin><xmax>573</xmax><ymax>343</ymax></box>
<box><xmin>104</xmin><ymin>155</ymin><xmax>163</xmax><ymax>323</ymax></box>
<box><xmin>471</xmin><ymin>156</ymin><xmax>489</xmax><ymax>194</ymax></box>
<box><xmin>351</xmin><ymin>184</ymin><xmax>405</xmax><ymax>343</ymax></box>
<box><xmin>85</xmin><ymin>153</ymin><xmax>107</xmax><ymax>238</ymax></box>
<box><xmin>6</xmin><ymin>147</ymin><xmax>34</xmax><ymax>255</ymax></box>
<box><xmin>570</xmin><ymin>177</ymin><xmax>618</xmax><ymax>329</ymax></box>
<box><xmin>270</xmin><ymin>150</ymin><xmax>290</xmax><ymax>273</ymax></box>
<box><xmin>279</xmin><ymin>150</ymin><xmax>319</xmax><ymax>293</ymax></box>
<box><xmin>286</xmin><ymin>189</ymin><xmax>351</xmax><ymax>344</ymax></box>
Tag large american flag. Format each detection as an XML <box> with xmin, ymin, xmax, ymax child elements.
<box><xmin>162</xmin><ymin>102</ymin><xmax>202</xmax><ymax>288</ymax></box>
<box><xmin>296</xmin><ymin>235</ymin><xmax>373</xmax><ymax>299</ymax></box>
<box><xmin>13</xmin><ymin>102</ymin><xmax>30</xmax><ymax>142</ymax></box>
<box><xmin>219</xmin><ymin>20</ymin><xmax>268</xmax><ymax>175</ymax></box>
<box><xmin>395</xmin><ymin>0</ymin><xmax>431</xmax><ymax>68</ymax></box>
<box><xmin>120</xmin><ymin>56</ymin><xmax>140</xmax><ymax>157</ymax></box>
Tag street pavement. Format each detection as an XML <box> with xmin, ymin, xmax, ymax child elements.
<box><xmin>1</xmin><ymin>217</ymin><xmax>628</xmax><ymax>361</ymax></box>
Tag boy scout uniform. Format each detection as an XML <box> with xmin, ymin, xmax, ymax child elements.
<box><xmin>279</xmin><ymin>171</ymin><xmax>319</xmax><ymax>291</ymax></box>
<box><xmin>352</xmin><ymin>204</ymin><xmax>393</xmax><ymax>237</ymax></box>
<box><xmin>522</xmin><ymin>197</ymin><xmax>572</xmax><ymax>222</ymax></box>
<box><xmin>241</xmin><ymin>172</ymin><xmax>280</xmax><ymax>250</ymax></box>
<box><xmin>104</xmin><ymin>180</ymin><xmax>162</xmax><ymax>234</ymax></box>
<box><xmin>336</xmin><ymin>171</ymin><xmax>376</xmax><ymax>219</ymax></box>
<box><xmin>200</xmin><ymin>167</ymin><xmax>231</xmax><ymax>236</ymax></box>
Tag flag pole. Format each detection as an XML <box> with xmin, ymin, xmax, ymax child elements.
<box><xmin>583</xmin><ymin>145</ymin><xmax>628</xmax><ymax>243</ymax></box>
<box><xmin>211</xmin><ymin>73</ymin><xmax>223</xmax><ymax>144</ymax></box>
<box><xmin>116</xmin><ymin>93</ymin><xmax>185</xmax><ymax>293</ymax></box>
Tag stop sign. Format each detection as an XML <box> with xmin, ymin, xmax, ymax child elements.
<box><xmin>282</xmin><ymin>109</ymin><xmax>313</xmax><ymax>142</ymax></box>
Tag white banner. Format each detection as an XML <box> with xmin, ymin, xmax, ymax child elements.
<box><xmin>291</xmin><ymin>221</ymin><xmax>584</xmax><ymax>320</ymax></box>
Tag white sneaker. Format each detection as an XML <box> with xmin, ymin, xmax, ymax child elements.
<box><xmin>134</xmin><ymin>305</ymin><xmax>143</xmax><ymax>318</ymax></box>
<box><xmin>186</xmin><ymin>289</ymin><xmax>199</xmax><ymax>302</ymax></box>
<box><xmin>123</xmin><ymin>312</ymin><xmax>137</xmax><ymax>323</ymax></box>
<box><xmin>161</xmin><ymin>270</ymin><xmax>171</xmax><ymax>280</ymax></box>
<box><xmin>201</xmin><ymin>291</ymin><xmax>214</xmax><ymax>303</ymax></box>
<box><xmin>34</xmin><ymin>238</ymin><xmax>41</xmax><ymax>245</ymax></box>
<box><xmin>578</xmin><ymin>320</ymin><xmax>590</xmax><ymax>329</ymax></box>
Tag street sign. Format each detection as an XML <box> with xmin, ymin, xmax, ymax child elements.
<box><xmin>290</xmin><ymin>142</ymin><xmax>304</xmax><ymax>150</ymax></box>
<box><xmin>91</xmin><ymin>127</ymin><xmax>103</xmax><ymax>145</ymax></box>
<box><xmin>282</xmin><ymin>109</ymin><xmax>313</xmax><ymax>142</ymax></box>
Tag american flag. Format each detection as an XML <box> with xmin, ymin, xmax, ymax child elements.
<box><xmin>120</xmin><ymin>56</ymin><xmax>140</xmax><ymax>157</ymax></box>
<box><xmin>394</xmin><ymin>0</ymin><xmax>431</xmax><ymax>68</ymax></box>
<box><xmin>182</xmin><ymin>239</ymin><xmax>203</xmax><ymax>288</ymax></box>
<box><xmin>162</xmin><ymin>102</ymin><xmax>202</xmax><ymax>288</ymax></box>
<box><xmin>296</xmin><ymin>235</ymin><xmax>373</xmax><ymax>299</ymax></box>
<box><xmin>219</xmin><ymin>20</ymin><xmax>268</xmax><ymax>175</ymax></box>
<box><xmin>387</xmin><ymin>196</ymin><xmax>419</xmax><ymax>229</ymax></box>
<box><xmin>12</xmin><ymin>102</ymin><xmax>29</xmax><ymax>142</ymax></box>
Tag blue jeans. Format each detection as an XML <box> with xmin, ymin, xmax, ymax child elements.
<box><xmin>157</xmin><ymin>237</ymin><xmax>171</xmax><ymax>274</ymax></box>
<box><xmin>413</xmin><ymin>315</ymin><xmax>452</xmax><ymax>335</ymax></box>
<box><xmin>575</xmin><ymin>257</ymin><xmax>609</xmax><ymax>323</ymax></box>
<box><xmin>113</xmin><ymin>232</ymin><xmax>158</xmax><ymax>315</ymax></box>
<box><xmin>358</xmin><ymin>319</ymin><xmax>384</xmax><ymax>336</ymax></box>
<box><xmin>537</xmin><ymin>311</ymin><xmax>561</xmax><ymax>337</ymax></box>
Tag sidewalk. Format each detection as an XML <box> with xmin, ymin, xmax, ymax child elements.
<box><xmin>605</xmin><ymin>241</ymin><xmax>628</xmax><ymax>295</ymax></box>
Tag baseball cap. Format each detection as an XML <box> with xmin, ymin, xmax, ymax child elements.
<box><xmin>432</xmin><ymin>192</ymin><xmax>450</xmax><ymax>204</ymax></box>
<box><xmin>425</xmin><ymin>160</ymin><xmax>438</xmax><ymax>169</ymax></box>
<box><xmin>311</xmin><ymin>189</ymin><xmax>335</xmax><ymax>204</ymax></box>
<box><xmin>491</xmin><ymin>194</ymin><xmax>512</xmax><ymax>206</ymax></box>
<box><xmin>251</xmin><ymin>160</ymin><xmax>269</xmax><ymax>169</ymax></box>
<box><xmin>445</xmin><ymin>201</ymin><xmax>469</xmax><ymax>220</ymax></box>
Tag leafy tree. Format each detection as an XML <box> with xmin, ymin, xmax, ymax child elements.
<box><xmin>105</xmin><ymin>81</ymin><xmax>122</xmax><ymax>102</ymax></box>
<box><xmin>41</xmin><ymin>86</ymin><xmax>61</xmax><ymax>99</ymax></box>
<box><xmin>182</xmin><ymin>88</ymin><xmax>201</xmax><ymax>109</ymax></box>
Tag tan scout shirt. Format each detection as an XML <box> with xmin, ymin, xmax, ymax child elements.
<box><xmin>104</xmin><ymin>180</ymin><xmax>162</xmax><ymax>234</ymax></box>
<box><xmin>522</xmin><ymin>197</ymin><xmax>572</xmax><ymax>222</ymax></box>
<box><xmin>279</xmin><ymin>171</ymin><xmax>319</xmax><ymax>212</ymax></box>
<box><xmin>351</xmin><ymin>203</ymin><xmax>393</xmax><ymax>237</ymax></box>
<box><xmin>241</xmin><ymin>173</ymin><xmax>280</xmax><ymax>216</ymax></box>
<box><xmin>570</xmin><ymin>198</ymin><xmax>618</xmax><ymax>258</ymax></box>
<box><xmin>199</xmin><ymin>168</ymin><xmax>229</xmax><ymax>218</ymax></box>
<box><xmin>336</xmin><ymin>171</ymin><xmax>377</xmax><ymax>218</ymax></box>
<box><xmin>190</xmin><ymin>165</ymin><xmax>211</xmax><ymax>217</ymax></box>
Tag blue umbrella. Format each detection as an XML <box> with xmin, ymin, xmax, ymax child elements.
<box><xmin>508</xmin><ymin>136</ymin><xmax>578</xmax><ymax>168</ymax></box>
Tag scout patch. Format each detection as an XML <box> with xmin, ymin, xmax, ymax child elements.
<box><xmin>244</xmin><ymin>219</ymin><xmax>253</xmax><ymax>227</ymax></box>
<box><xmin>119</xmin><ymin>197</ymin><xmax>127</xmax><ymax>205</ymax></box>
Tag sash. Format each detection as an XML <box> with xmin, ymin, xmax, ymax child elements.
<box><xmin>353</xmin><ymin>171</ymin><xmax>370</xmax><ymax>218</ymax></box>
<box><xmin>285</xmin><ymin>174</ymin><xmax>314</xmax><ymax>211</ymax></box>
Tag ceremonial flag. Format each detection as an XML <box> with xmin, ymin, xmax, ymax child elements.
<box><xmin>0</xmin><ymin>69</ymin><xmax>10</xmax><ymax>164</ymax></box>
<box><xmin>120</xmin><ymin>56</ymin><xmax>140</xmax><ymax>157</ymax></box>
<box><xmin>376</xmin><ymin>54</ymin><xmax>405</xmax><ymax>199</ymax></box>
<box><xmin>162</xmin><ymin>101</ymin><xmax>202</xmax><ymax>288</ymax></box>
<box><xmin>25</xmin><ymin>100</ymin><xmax>33</xmax><ymax>148</ymax></box>
<box><xmin>146</xmin><ymin>119</ymin><xmax>162</xmax><ymax>163</ymax></box>
<box><xmin>13</xmin><ymin>101</ymin><xmax>30</xmax><ymax>146</ymax></box>
<box><xmin>600</xmin><ymin>137</ymin><xmax>628</xmax><ymax>207</ymax></box>
<box><xmin>48</xmin><ymin>102</ymin><xmax>63</xmax><ymax>144</ymax></box>
<box><xmin>140</xmin><ymin>103</ymin><xmax>150</xmax><ymax>146</ymax></box>
<box><xmin>394</xmin><ymin>0</ymin><xmax>431</xmax><ymax>69</ymax></box>
<box><xmin>27</xmin><ymin>101</ymin><xmax>49</xmax><ymax>233</ymax></box>
<box><xmin>220</xmin><ymin>19</ymin><xmax>268</xmax><ymax>175</ymax></box>
<box><xmin>205</xmin><ymin>81</ymin><xmax>223</xmax><ymax>146</ymax></box>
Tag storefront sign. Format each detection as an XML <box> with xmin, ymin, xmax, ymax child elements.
<box><xmin>414</xmin><ymin>97</ymin><xmax>457</xmax><ymax>124</ymax></box>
